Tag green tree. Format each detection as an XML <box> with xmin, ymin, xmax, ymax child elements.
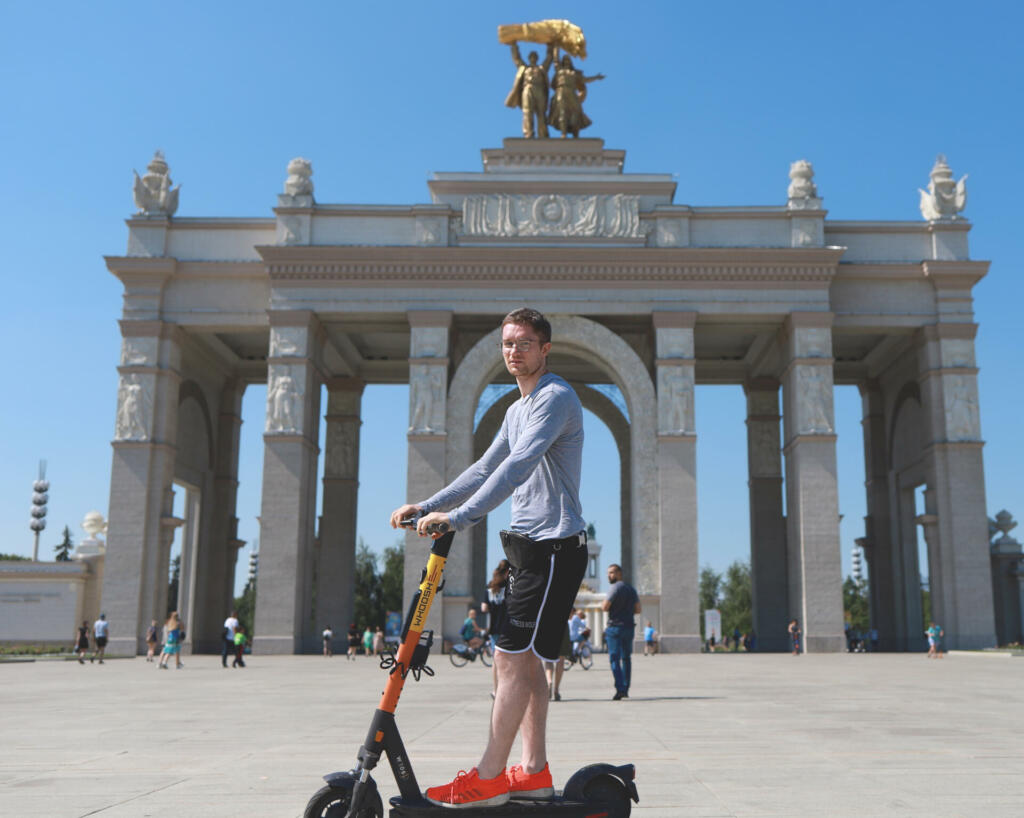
<box><xmin>586</xmin><ymin>521</ymin><xmax>597</xmax><ymax>540</ymax></box>
<box><xmin>0</xmin><ymin>553</ymin><xmax>30</xmax><ymax>561</ymax></box>
<box><xmin>167</xmin><ymin>554</ymin><xmax>180</xmax><ymax>614</ymax></box>
<box><xmin>234</xmin><ymin>577</ymin><xmax>256</xmax><ymax>638</ymax></box>
<box><xmin>354</xmin><ymin>539</ymin><xmax>382</xmax><ymax>629</ymax></box>
<box><xmin>719</xmin><ymin>560</ymin><xmax>752</xmax><ymax>641</ymax></box>
<box><xmin>54</xmin><ymin>526</ymin><xmax>74</xmax><ymax>561</ymax></box>
<box><xmin>379</xmin><ymin>542</ymin><xmax>404</xmax><ymax>618</ymax></box>
<box><xmin>843</xmin><ymin>576</ymin><xmax>870</xmax><ymax>633</ymax></box>
<box><xmin>699</xmin><ymin>565</ymin><xmax>722</xmax><ymax>637</ymax></box>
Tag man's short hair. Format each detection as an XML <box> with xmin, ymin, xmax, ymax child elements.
<box><xmin>608</xmin><ymin>563</ymin><xmax>621</xmax><ymax>572</ymax></box>
<box><xmin>501</xmin><ymin>308</ymin><xmax>551</xmax><ymax>345</ymax></box>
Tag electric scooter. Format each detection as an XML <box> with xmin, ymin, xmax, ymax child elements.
<box><xmin>303</xmin><ymin>520</ymin><xmax>639</xmax><ymax>818</ymax></box>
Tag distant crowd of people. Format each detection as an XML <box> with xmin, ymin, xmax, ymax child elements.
<box><xmin>318</xmin><ymin>623</ymin><xmax>387</xmax><ymax>659</ymax></box>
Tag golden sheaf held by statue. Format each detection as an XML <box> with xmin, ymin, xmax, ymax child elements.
<box><xmin>498</xmin><ymin>19</ymin><xmax>587</xmax><ymax>59</ymax></box>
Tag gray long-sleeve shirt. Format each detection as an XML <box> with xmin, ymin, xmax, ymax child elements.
<box><xmin>418</xmin><ymin>372</ymin><xmax>584</xmax><ymax>540</ymax></box>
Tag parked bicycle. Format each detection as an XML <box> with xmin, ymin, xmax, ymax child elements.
<box><xmin>449</xmin><ymin>635</ymin><xmax>493</xmax><ymax>667</ymax></box>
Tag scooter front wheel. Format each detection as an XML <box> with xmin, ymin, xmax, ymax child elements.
<box><xmin>304</xmin><ymin>783</ymin><xmax>383</xmax><ymax>818</ymax></box>
<box><xmin>449</xmin><ymin>648</ymin><xmax>470</xmax><ymax>667</ymax></box>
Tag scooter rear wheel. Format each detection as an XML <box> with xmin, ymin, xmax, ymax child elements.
<box><xmin>479</xmin><ymin>643</ymin><xmax>493</xmax><ymax>667</ymax></box>
<box><xmin>304</xmin><ymin>783</ymin><xmax>383</xmax><ymax>818</ymax></box>
<box><xmin>580</xmin><ymin>774</ymin><xmax>632</xmax><ymax>817</ymax></box>
<box><xmin>578</xmin><ymin>644</ymin><xmax>593</xmax><ymax>670</ymax></box>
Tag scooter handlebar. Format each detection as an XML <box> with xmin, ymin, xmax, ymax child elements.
<box><xmin>399</xmin><ymin>517</ymin><xmax>450</xmax><ymax>536</ymax></box>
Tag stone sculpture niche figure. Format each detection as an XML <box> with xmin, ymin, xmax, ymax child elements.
<box><xmin>505</xmin><ymin>42</ymin><xmax>554</xmax><ymax>139</ymax></box>
<box><xmin>919</xmin><ymin>155</ymin><xmax>967</xmax><ymax>220</ymax></box>
<box><xmin>547</xmin><ymin>54</ymin><xmax>605</xmax><ymax>138</ymax></box>
<box><xmin>132</xmin><ymin>150</ymin><xmax>180</xmax><ymax>216</ymax></box>
<box><xmin>267</xmin><ymin>374</ymin><xmax>302</xmax><ymax>434</ymax></box>
<box><xmin>116</xmin><ymin>380</ymin><xmax>151</xmax><ymax>440</ymax></box>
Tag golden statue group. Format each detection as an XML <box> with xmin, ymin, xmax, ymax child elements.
<box><xmin>499</xmin><ymin>20</ymin><xmax>605</xmax><ymax>139</ymax></box>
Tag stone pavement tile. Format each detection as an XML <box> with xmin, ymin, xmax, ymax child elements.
<box><xmin>3</xmin><ymin>653</ymin><xmax>1024</xmax><ymax>818</ymax></box>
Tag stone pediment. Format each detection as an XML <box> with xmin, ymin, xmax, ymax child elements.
<box><xmin>429</xmin><ymin>139</ymin><xmax>675</xmax><ymax>244</ymax></box>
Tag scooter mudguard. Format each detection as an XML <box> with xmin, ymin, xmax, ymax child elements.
<box><xmin>563</xmin><ymin>763</ymin><xmax>639</xmax><ymax>804</ymax></box>
<box><xmin>322</xmin><ymin>770</ymin><xmax>380</xmax><ymax>812</ymax></box>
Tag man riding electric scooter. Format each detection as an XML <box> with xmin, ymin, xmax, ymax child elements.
<box><xmin>389</xmin><ymin>307</ymin><xmax>587</xmax><ymax>809</ymax></box>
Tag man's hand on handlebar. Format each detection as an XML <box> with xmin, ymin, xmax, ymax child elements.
<box><xmin>414</xmin><ymin>511</ymin><xmax>451</xmax><ymax>538</ymax></box>
<box><xmin>389</xmin><ymin>504</ymin><xmax>421</xmax><ymax>529</ymax></box>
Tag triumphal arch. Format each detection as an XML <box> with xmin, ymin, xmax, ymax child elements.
<box><xmin>101</xmin><ymin>29</ymin><xmax>995</xmax><ymax>654</ymax></box>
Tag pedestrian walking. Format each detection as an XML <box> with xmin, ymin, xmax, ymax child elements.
<box><xmin>788</xmin><ymin>618</ymin><xmax>801</xmax><ymax>655</ymax></box>
<box><xmin>322</xmin><ymin>625</ymin><xmax>334</xmax><ymax>657</ymax></box>
<box><xmin>232</xmin><ymin>624</ymin><xmax>248</xmax><ymax>667</ymax></box>
<box><xmin>482</xmin><ymin>559</ymin><xmax>511</xmax><ymax>697</ymax></box>
<box><xmin>158</xmin><ymin>611</ymin><xmax>184</xmax><ymax>669</ymax></box>
<box><xmin>926</xmin><ymin>621</ymin><xmax>944</xmax><ymax>658</ymax></box>
<box><xmin>603</xmin><ymin>563</ymin><xmax>641</xmax><ymax>700</ymax></box>
<box><xmin>643</xmin><ymin>621</ymin><xmax>658</xmax><ymax>656</ymax></box>
<box><xmin>145</xmin><ymin>619</ymin><xmax>159</xmax><ymax>661</ymax></box>
<box><xmin>346</xmin><ymin>623</ymin><xmax>359</xmax><ymax>660</ymax></box>
<box><xmin>373</xmin><ymin>626</ymin><xmax>385</xmax><ymax>656</ymax></box>
<box><xmin>544</xmin><ymin>623</ymin><xmax>571</xmax><ymax>701</ymax></box>
<box><xmin>73</xmin><ymin>620</ymin><xmax>90</xmax><ymax>664</ymax></box>
<box><xmin>362</xmin><ymin>625</ymin><xmax>374</xmax><ymax>656</ymax></box>
<box><xmin>222</xmin><ymin>610</ymin><xmax>239</xmax><ymax>667</ymax></box>
<box><xmin>91</xmin><ymin>614</ymin><xmax>109</xmax><ymax>663</ymax></box>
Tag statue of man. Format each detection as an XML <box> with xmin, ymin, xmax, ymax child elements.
<box><xmin>505</xmin><ymin>41</ymin><xmax>554</xmax><ymax>138</ymax></box>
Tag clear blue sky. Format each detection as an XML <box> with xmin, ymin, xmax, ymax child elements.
<box><xmin>2</xmin><ymin>2</ymin><xmax>1021</xmax><ymax>599</ymax></box>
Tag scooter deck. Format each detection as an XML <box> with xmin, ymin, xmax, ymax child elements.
<box><xmin>390</xmin><ymin>793</ymin><xmax>621</xmax><ymax>817</ymax></box>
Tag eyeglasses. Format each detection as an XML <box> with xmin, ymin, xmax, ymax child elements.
<box><xmin>500</xmin><ymin>339</ymin><xmax>540</xmax><ymax>353</ymax></box>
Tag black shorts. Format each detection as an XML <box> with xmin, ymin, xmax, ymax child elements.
<box><xmin>96</xmin><ymin>636</ymin><xmax>108</xmax><ymax>648</ymax></box>
<box><xmin>496</xmin><ymin>531</ymin><xmax>587</xmax><ymax>662</ymax></box>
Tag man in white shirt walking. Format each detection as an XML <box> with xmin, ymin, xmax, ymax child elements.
<box><xmin>222</xmin><ymin>611</ymin><xmax>239</xmax><ymax>668</ymax></box>
<box><xmin>91</xmin><ymin>614</ymin><xmax>109</xmax><ymax>664</ymax></box>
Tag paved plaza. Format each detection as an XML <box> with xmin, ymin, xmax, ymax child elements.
<box><xmin>2</xmin><ymin>651</ymin><xmax>1022</xmax><ymax>817</ymax></box>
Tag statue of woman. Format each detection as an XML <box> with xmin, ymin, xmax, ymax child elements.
<box><xmin>547</xmin><ymin>54</ymin><xmax>605</xmax><ymax>138</ymax></box>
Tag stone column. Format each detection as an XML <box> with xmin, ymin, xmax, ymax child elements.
<box><xmin>744</xmin><ymin>378</ymin><xmax>788</xmax><ymax>651</ymax></box>
<box><xmin>102</xmin><ymin>321</ymin><xmax>183</xmax><ymax>655</ymax></box>
<box><xmin>859</xmin><ymin>381</ymin><xmax>896</xmax><ymax>649</ymax></box>
<box><xmin>253</xmin><ymin>313</ymin><xmax>324</xmax><ymax>654</ymax></box>
<box><xmin>916</xmin><ymin>324</ymin><xmax>996</xmax><ymax>649</ymax></box>
<box><xmin>189</xmin><ymin>378</ymin><xmax>246</xmax><ymax>652</ymax></box>
<box><xmin>653</xmin><ymin>312</ymin><xmax>701</xmax><ymax>652</ymax></box>
<box><xmin>316</xmin><ymin>377</ymin><xmax>364</xmax><ymax>642</ymax></box>
<box><xmin>405</xmin><ymin>311</ymin><xmax>451</xmax><ymax>647</ymax></box>
<box><xmin>780</xmin><ymin>314</ymin><xmax>845</xmax><ymax>652</ymax></box>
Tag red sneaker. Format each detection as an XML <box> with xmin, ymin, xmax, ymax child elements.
<box><xmin>424</xmin><ymin>767</ymin><xmax>510</xmax><ymax>808</ymax></box>
<box><xmin>506</xmin><ymin>763</ymin><xmax>554</xmax><ymax>799</ymax></box>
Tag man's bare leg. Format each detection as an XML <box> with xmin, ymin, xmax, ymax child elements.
<box><xmin>477</xmin><ymin>650</ymin><xmax>548</xmax><ymax>779</ymax></box>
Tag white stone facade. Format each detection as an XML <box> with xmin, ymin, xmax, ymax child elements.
<box><xmin>99</xmin><ymin>139</ymin><xmax>996</xmax><ymax>655</ymax></box>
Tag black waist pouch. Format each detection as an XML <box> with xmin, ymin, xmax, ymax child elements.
<box><xmin>500</xmin><ymin>530</ymin><xmax>548</xmax><ymax>571</ymax></box>
<box><xmin>499</xmin><ymin>530</ymin><xmax>585</xmax><ymax>570</ymax></box>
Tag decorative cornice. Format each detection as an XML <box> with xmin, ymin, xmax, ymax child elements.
<box><xmin>922</xmin><ymin>260</ymin><xmax>989</xmax><ymax>289</ymax></box>
<box><xmin>255</xmin><ymin>246</ymin><xmax>844</xmax><ymax>283</ymax></box>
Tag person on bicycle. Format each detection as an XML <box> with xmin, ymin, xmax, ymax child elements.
<box><xmin>461</xmin><ymin>608</ymin><xmax>486</xmax><ymax>650</ymax></box>
<box><xmin>390</xmin><ymin>307</ymin><xmax>586</xmax><ymax>809</ymax></box>
<box><xmin>568</xmin><ymin>608</ymin><xmax>590</xmax><ymax>658</ymax></box>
